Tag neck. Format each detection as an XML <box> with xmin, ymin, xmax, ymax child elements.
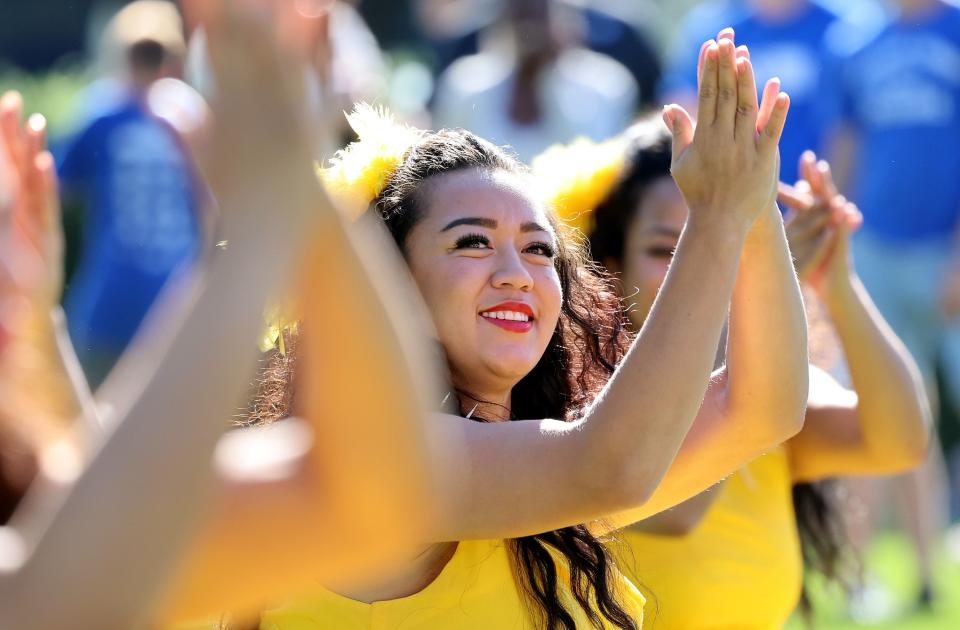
<box><xmin>454</xmin><ymin>387</ymin><xmax>512</xmax><ymax>422</ymax></box>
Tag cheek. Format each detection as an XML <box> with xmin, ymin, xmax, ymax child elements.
<box><xmin>536</xmin><ymin>268</ymin><xmax>563</xmax><ymax>331</ymax></box>
<box><xmin>622</xmin><ymin>255</ymin><xmax>669</xmax><ymax>307</ymax></box>
<box><xmin>410</xmin><ymin>256</ymin><xmax>489</xmax><ymax>341</ymax></box>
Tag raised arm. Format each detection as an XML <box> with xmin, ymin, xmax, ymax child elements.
<box><xmin>421</xmin><ymin>36</ymin><xmax>799</xmax><ymax>541</ymax></box>
<box><xmin>779</xmin><ymin>152</ymin><xmax>930</xmax><ymax>481</ymax></box>
<box><xmin>155</xmin><ymin>2</ymin><xmax>441</xmax><ymax>621</ymax></box>
<box><xmin>0</xmin><ymin>7</ymin><xmax>336</xmax><ymax>628</ymax></box>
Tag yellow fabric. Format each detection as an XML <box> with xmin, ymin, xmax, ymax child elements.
<box><xmin>616</xmin><ymin>447</ymin><xmax>802</xmax><ymax>630</ymax></box>
<box><xmin>260</xmin><ymin>538</ymin><xmax>645</xmax><ymax>629</ymax></box>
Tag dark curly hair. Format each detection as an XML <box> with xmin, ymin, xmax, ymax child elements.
<box><xmin>587</xmin><ymin>117</ymin><xmax>857</xmax><ymax>619</ymax></box>
<box><xmin>248</xmin><ymin>128</ymin><xmax>638</xmax><ymax>629</ymax></box>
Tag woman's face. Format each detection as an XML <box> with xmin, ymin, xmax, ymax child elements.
<box><xmin>404</xmin><ymin>168</ymin><xmax>563</xmax><ymax>398</ymax></box>
<box><xmin>617</xmin><ymin>176</ymin><xmax>689</xmax><ymax>329</ymax></box>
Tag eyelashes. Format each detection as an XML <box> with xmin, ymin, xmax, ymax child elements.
<box><xmin>452</xmin><ymin>234</ymin><xmax>556</xmax><ymax>258</ymax></box>
<box><xmin>525</xmin><ymin>241</ymin><xmax>556</xmax><ymax>258</ymax></box>
<box><xmin>646</xmin><ymin>246</ymin><xmax>676</xmax><ymax>259</ymax></box>
<box><xmin>454</xmin><ymin>233</ymin><xmax>491</xmax><ymax>249</ymax></box>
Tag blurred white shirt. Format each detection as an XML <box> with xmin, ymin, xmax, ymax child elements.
<box><xmin>433</xmin><ymin>47</ymin><xmax>637</xmax><ymax>162</ymax></box>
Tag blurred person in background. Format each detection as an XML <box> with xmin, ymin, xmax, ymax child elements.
<box><xmin>822</xmin><ymin>0</ymin><xmax>960</xmax><ymax>611</ymax></box>
<box><xmin>539</xmin><ymin>111</ymin><xmax>929</xmax><ymax>627</ymax></box>
<box><xmin>659</xmin><ymin>0</ymin><xmax>884</xmax><ymax>183</ymax></box>
<box><xmin>57</xmin><ymin>0</ymin><xmax>204</xmax><ymax>390</ymax></box>
<box><xmin>419</xmin><ymin>0</ymin><xmax>662</xmax><ymax>110</ymax></box>
<box><xmin>431</xmin><ymin>0</ymin><xmax>638</xmax><ymax>162</ymax></box>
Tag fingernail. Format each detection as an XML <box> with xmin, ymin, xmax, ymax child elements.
<box><xmin>27</xmin><ymin>113</ymin><xmax>46</xmax><ymax>133</ymax></box>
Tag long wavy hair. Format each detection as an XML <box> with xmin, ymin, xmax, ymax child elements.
<box><xmin>249</xmin><ymin>128</ymin><xmax>638</xmax><ymax>629</ymax></box>
<box><xmin>587</xmin><ymin>119</ymin><xmax>856</xmax><ymax>617</ymax></box>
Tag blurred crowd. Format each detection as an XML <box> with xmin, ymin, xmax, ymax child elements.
<box><xmin>2</xmin><ymin>0</ymin><xmax>960</xmax><ymax>626</ymax></box>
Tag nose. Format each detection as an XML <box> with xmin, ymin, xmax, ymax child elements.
<box><xmin>491</xmin><ymin>247</ymin><xmax>534</xmax><ymax>291</ymax></box>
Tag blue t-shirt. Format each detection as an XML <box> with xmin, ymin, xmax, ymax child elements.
<box><xmin>659</xmin><ymin>0</ymin><xmax>883</xmax><ymax>183</ymax></box>
<box><xmin>826</xmin><ymin>1</ymin><xmax>960</xmax><ymax>242</ymax></box>
<box><xmin>58</xmin><ymin>97</ymin><xmax>202</xmax><ymax>354</ymax></box>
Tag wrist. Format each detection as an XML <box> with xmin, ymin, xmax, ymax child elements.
<box><xmin>685</xmin><ymin>208</ymin><xmax>753</xmax><ymax>242</ymax></box>
<box><xmin>821</xmin><ymin>269</ymin><xmax>860</xmax><ymax>313</ymax></box>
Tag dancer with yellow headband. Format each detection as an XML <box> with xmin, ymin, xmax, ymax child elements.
<box><xmin>535</xmin><ymin>107</ymin><xmax>930</xmax><ymax>627</ymax></box>
<box><xmin>154</xmin><ymin>5</ymin><xmax>820</xmax><ymax>629</ymax></box>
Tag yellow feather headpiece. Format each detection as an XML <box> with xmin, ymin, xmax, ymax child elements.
<box><xmin>319</xmin><ymin>103</ymin><xmax>424</xmax><ymax>220</ymax></box>
<box><xmin>532</xmin><ymin>136</ymin><xmax>628</xmax><ymax>238</ymax></box>
<box><xmin>260</xmin><ymin>104</ymin><xmax>423</xmax><ymax>354</ymax></box>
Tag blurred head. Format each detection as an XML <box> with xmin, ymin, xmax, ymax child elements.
<box><xmin>589</xmin><ymin>120</ymin><xmax>685</xmax><ymax>329</ymax></box>
<box><xmin>503</xmin><ymin>0</ymin><xmax>560</xmax><ymax>64</ymax></box>
<box><xmin>104</xmin><ymin>0</ymin><xmax>187</xmax><ymax>87</ymax></box>
<box><xmin>374</xmin><ymin>129</ymin><xmax>623</xmax><ymax>413</ymax></box>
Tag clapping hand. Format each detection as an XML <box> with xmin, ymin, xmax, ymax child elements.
<box><xmin>778</xmin><ymin>151</ymin><xmax>862</xmax><ymax>297</ymax></box>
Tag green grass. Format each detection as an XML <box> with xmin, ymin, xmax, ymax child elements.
<box><xmin>785</xmin><ymin>531</ymin><xmax>960</xmax><ymax>629</ymax></box>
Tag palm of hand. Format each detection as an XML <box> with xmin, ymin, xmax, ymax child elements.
<box><xmin>0</xmin><ymin>94</ymin><xmax>62</xmax><ymax>333</ymax></box>
<box><xmin>780</xmin><ymin>152</ymin><xmax>860</xmax><ymax>298</ymax></box>
<box><xmin>666</xmin><ymin>37</ymin><xmax>788</xmax><ymax>231</ymax></box>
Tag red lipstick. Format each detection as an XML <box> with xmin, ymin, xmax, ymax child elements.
<box><xmin>478</xmin><ymin>301</ymin><xmax>535</xmax><ymax>333</ymax></box>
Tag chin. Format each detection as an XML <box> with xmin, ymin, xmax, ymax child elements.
<box><xmin>482</xmin><ymin>349</ymin><xmax>542</xmax><ymax>383</ymax></box>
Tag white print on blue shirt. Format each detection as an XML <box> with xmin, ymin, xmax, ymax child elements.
<box><xmin>850</xmin><ymin>32</ymin><xmax>960</xmax><ymax>128</ymax></box>
<box><xmin>107</xmin><ymin>120</ymin><xmax>197</xmax><ymax>275</ymax></box>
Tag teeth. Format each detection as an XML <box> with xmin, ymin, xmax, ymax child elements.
<box><xmin>481</xmin><ymin>311</ymin><xmax>531</xmax><ymax>322</ymax></box>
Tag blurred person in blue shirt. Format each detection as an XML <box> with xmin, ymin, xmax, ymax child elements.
<box><xmin>58</xmin><ymin>1</ymin><xmax>202</xmax><ymax>389</ymax></box>
<box><xmin>823</xmin><ymin>0</ymin><xmax>960</xmax><ymax>610</ymax></box>
<box><xmin>659</xmin><ymin>0</ymin><xmax>884</xmax><ymax>183</ymax></box>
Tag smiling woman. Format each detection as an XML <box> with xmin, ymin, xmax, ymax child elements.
<box><xmin>168</xmin><ymin>24</ymin><xmax>811</xmax><ymax>629</ymax></box>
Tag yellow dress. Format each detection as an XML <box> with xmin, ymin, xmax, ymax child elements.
<box><xmin>261</xmin><ymin>538</ymin><xmax>646</xmax><ymax>629</ymax></box>
<box><xmin>615</xmin><ymin>447</ymin><xmax>802</xmax><ymax>629</ymax></box>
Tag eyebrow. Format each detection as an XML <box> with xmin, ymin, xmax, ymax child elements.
<box><xmin>440</xmin><ymin>217</ymin><xmax>550</xmax><ymax>234</ymax></box>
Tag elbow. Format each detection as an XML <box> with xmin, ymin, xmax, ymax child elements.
<box><xmin>774</xmin><ymin>362</ymin><xmax>810</xmax><ymax>442</ymax></box>
<box><xmin>591</xmin><ymin>456</ymin><xmax>658</xmax><ymax>514</ymax></box>
<box><xmin>609</xmin><ymin>465</ymin><xmax>658</xmax><ymax>512</ymax></box>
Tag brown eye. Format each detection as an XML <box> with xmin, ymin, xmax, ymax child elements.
<box><xmin>524</xmin><ymin>241</ymin><xmax>555</xmax><ymax>258</ymax></box>
<box><xmin>454</xmin><ymin>233</ymin><xmax>491</xmax><ymax>249</ymax></box>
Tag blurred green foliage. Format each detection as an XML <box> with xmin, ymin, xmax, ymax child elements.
<box><xmin>787</xmin><ymin>530</ymin><xmax>960</xmax><ymax>629</ymax></box>
<box><xmin>0</xmin><ymin>63</ymin><xmax>91</xmax><ymax>137</ymax></box>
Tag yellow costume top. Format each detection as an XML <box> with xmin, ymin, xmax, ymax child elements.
<box><xmin>616</xmin><ymin>447</ymin><xmax>802</xmax><ymax>629</ymax></box>
<box><xmin>261</xmin><ymin>538</ymin><xmax>645</xmax><ymax>629</ymax></box>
